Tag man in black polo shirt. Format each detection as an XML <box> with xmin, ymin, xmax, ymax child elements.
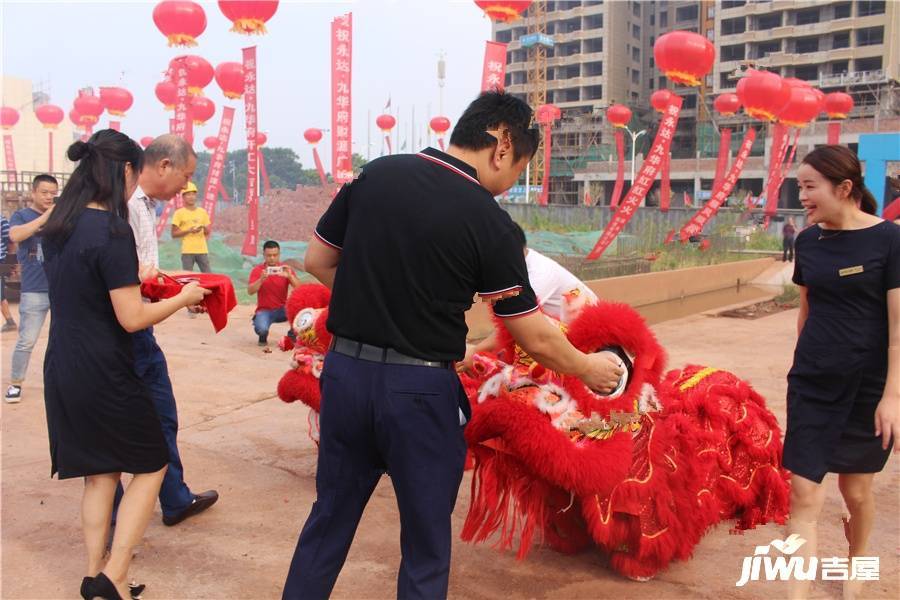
<box><xmin>283</xmin><ymin>91</ymin><xmax>624</xmax><ymax>600</ymax></box>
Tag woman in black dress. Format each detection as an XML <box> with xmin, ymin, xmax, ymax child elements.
<box><xmin>784</xmin><ymin>145</ymin><xmax>899</xmax><ymax>599</ymax></box>
<box><xmin>42</xmin><ymin>130</ymin><xmax>208</xmax><ymax>599</ymax></box>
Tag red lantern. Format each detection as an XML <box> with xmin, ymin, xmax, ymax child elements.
<box><xmin>218</xmin><ymin>1</ymin><xmax>279</xmax><ymax>35</ymax></box>
<box><xmin>189</xmin><ymin>96</ymin><xmax>215</xmax><ymax>125</ymax></box>
<box><xmin>653</xmin><ymin>31</ymin><xmax>715</xmax><ymax>87</ymax></box>
<box><xmin>69</xmin><ymin>109</ymin><xmax>84</xmax><ymax>129</ymax></box>
<box><xmin>823</xmin><ymin>92</ymin><xmax>853</xmax><ymax>119</ymax></box>
<box><xmin>535</xmin><ymin>103</ymin><xmax>561</xmax><ymax>125</ymax></box>
<box><xmin>650</xmin><ymin>89</ymin><xmax>674</xmax><ymax>113</ymax></box>
<box><xmin>215</xmin><ymin>62</ymin><xmax>244</xmax><ymax>100</ymax></box>
<box><xmin>74</xmin><ymin>94</ymin><xmax>104</xmax><ymax>125</ymax></box>
<box><xmin>303</xmin><ymin>128</ymin><xmax>323</xmax><ymax>145</ymax></box>
<box><xmin>606</xmin><ymin>104</ymin><xmax>632</xmax><ymax>128</ymax></box>
<box><xmin>429</xmin><ymin>116</ymin><xmax>451</xmax><ymax>136</ymax></box>
<box><xmin>736</xmin><ymin>71</ymin><xmax>791</xmax><ymax>122</ymax></box>
<box><xmin>777</xmin><ymin>86</ymin><xmax>822</xmax><ymax>128</ymax></box>
<box><xmin>1</xmin><ymin>106</ymin><xmax>19</xmax><ymax>130</ymax></box>
<box><xmin>713</xmin><ymin>93</ymin><xmax>741</xmax><ymax>116</ymax></box>
<box><xmin>474</xmin><ymin>1</ymin><xmax>531</xmax><ymax>22</ymax></box>
<box><xmin>153</xmin><ymin>1</ymin><xmax>206</xmax><ymax>47</ymax></box>
<box><xmin>170</xmin><ymin>55</ymin><xmax>214</xmax><ymax>95</ymax></box>
<box><xmin>99</xmin><ymin>87</ymin><xmax>133</xmax><ymax>117</ymax></box>
<box><xmin>376</xmin><ymin>114</ymin><xmax>396</xmax><ymax>133</ymax></box>
<box><xmin>155</xmin><ymin>80</ymin><xmax>177</xmax><ymax>110</ymax></box>
<box><xmin>203</xmin><ymin>136</ymin><xmax>218</xmax><ymax>149</ymax></box>
<box><xmin>256</xmin><ymin>132</ymin><xmax>267</xmax><ymax>146</ymax></box>
<box><xmin>140</xmin><ymin>136</ymin><xmax>155</xmax><ymax>148</ymax></box>
<box><xmin>35</xmin><ymin>104</ymin><xmax>64</xmax><ymax>129</ymax></box>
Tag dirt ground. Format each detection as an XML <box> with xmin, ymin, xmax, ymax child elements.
<box><xmin>2</xmin><ymin>305</ymin><xmax>898</xmax><ymax>599</ymax></box>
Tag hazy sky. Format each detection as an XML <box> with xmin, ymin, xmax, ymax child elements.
<box><xmin>1</xmin><ymin>0</ymin><xmax>493</xmax><ymax>169</ymax></box>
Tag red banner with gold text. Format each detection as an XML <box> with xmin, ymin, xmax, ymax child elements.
<box><xmin>172</xmin><ymin>57</ymin><xmax>192</xmax><ymax>144</ymax></box>
<box><xmin>202</xmin><ymin>106</ymin><xmax>235</xmax><ymax>225</ymax></box>
<box><xmin>481</xmin><ymin>41</ymin><xmax>507</xmax><ymax>92</ymax></box>
<box><xmin>241</xmin><ymin>46</ymin><xmax>259</xmax><ymax>256</ymax></box>
<box><xmin>331</xmin><ymin>13</ymin><xmax>353</xmax><ymax>184</ymax></box>
<box><xmin>3</xmin><ymin>135</ymin><xmax>16</xmax><ymax>185</ymax></box>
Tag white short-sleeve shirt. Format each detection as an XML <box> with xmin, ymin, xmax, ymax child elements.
<box><xmin>525</xmin><ymin>249</ymin><xmax>598</xmax><ymax>321</ymax></box>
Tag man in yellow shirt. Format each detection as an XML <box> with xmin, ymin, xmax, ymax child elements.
<box><xmin>171</xmin><ymin>181</ymin><xmax>211</xmax><ymax>272</ymax></box>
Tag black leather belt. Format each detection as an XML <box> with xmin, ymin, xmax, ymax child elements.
<box><xmin>329</xmin><ymin>336</ymin><xmax>453</xmax><ymax>369</ymax></box>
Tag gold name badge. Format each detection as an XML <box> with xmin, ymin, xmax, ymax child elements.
<box><xmin>839</xmin><ymin>265</ymin><xmax>864</xmax><ymax>277</ymax></box>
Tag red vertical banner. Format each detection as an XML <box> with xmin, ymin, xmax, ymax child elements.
<box><xmin>609</xmin><ymin>129</ymin><xmax>625</xmax><ymax>208</ymax></box>
<box><xmin>679</xmin><ymin>128</ymin><xmax>757</xmax><ymax>241</ymax></box>
<box><xmin>241</xmin><ymin>46</ymin><xmax>259</xmax><ymax>257</ymax></box>
<box><xmin>48</xmin><ymin>131</ymin><xmax>54</xmax><ymax>172</ymax></box>
<box><xmin>202</xmin><ymin>105</ymin><xmax>235</xmax><ymax>225</ymax></box>
<box><xmin>827</xmin><ymin>122</ymin><xmax>841</xmax><ymax>145</ymax></box>
<box><xmin>763</xmin><ymin>123</ymin><xmax>789</xmax><ymax>217</ymax></box>
<box><xmin>109</xmin><ymin>120</ymin><xmax>121</xmax><ymax>132</ymax></box>
<box><xmin>331</xmin><ymin>13</ymin><xmax>353</xmax><ymax>184</ymax></box>
<box><xmin>713</xmin><ymin>127</ymin><xmax>731</xmax><ymax>194</ymax></box>
<box><xmin>538</xmin><ymin>123</ymin><xmax>552</xmax><ymax>206</ymax></box>
<box><xmin>481</xmin><ymin>41</ymin><xmax>508</xmax><ymax>92</ymax></box>
<box><xmin>156</xmin><ymin>198</ymin><xmax>175</xmax><ymax>238</ymax></box>
<box><xmin>659</xmin><ymin>150</ymin><xmax>671</xmax><ymax>212</ymax></box>
<box><xmin>2</xmin><ymin>135</ymin><xmax>16</xmax><ymax>185</ymax></box>
<box><xmin>172</xmin><ymin>57</ymin><xmax>191</xmax><ymax>143</ymax></box>
<box><xmin>312</xmin><ymin>147</ymin><xmax>328</xmax><ymax>186</ymax></box>
<box><xmin>587</xmin><ymin>96</ymin><xmax>683</xmax><ymax>260</ymax></box>
<box><xmin>169</xmin><ymin>118</ymin><xmax>176</xmax><ymax>134</ymax></box>
<box><xmin>259</xmin><ymin>150</ymin><xmax>271</xmax><ymax>194</ymax></box>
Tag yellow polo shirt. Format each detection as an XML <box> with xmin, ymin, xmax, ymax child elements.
<box><xmin>172</xmin><ymin>207</ymin><xmax>210</xmax><ymax>254</ymax></box>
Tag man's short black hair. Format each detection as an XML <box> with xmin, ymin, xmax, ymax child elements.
<box><xmin>32</xmin><ymin>174</ymin><xmax>58</xmax><ymax>190</ymax></box>
<box><xmin>510</xmin><ymin>221</ymin><xmax>527</xmax><ymax>248</ymax></box>
<box><xmin>449</xmin><ymin>91</ymin><xmax>540</xmax><ymax>163</ymax></box>
<box><xmin>263</xmin><ymin>240</ymin><xmax>280</xmax><ymax>251</ymax></box>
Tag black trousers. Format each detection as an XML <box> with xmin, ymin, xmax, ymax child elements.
<box><xmin>783</xmin><ymin>236</ymin><xmax>795</xmax><ymax>262</ymax></box>
<box><xmin>282</xmin><ymin>351</ymin><xmax>469</xmax><ymax>600</ymax></box>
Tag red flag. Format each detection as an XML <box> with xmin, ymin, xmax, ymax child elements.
<box><xmin>659</xmin><ymin>151</ymin><xmax>671</xmax><ymax>212</ymax></box>
<box><xmin>583</xmin><ymin>187</ymin><xmax>592</xmax><ymax>206</ymax></box>
<box><xmin>609</xmin><ymin>129</ymin><xmax>625</xmax><ymax>208</ymax></box>
<box><xmin>331</xmin><ymin>13</ymin><xmax>353</xmax><ymax>184</ymax></box>
<box><xmin>241</xmin><ymin>46</ymin><xmax>259</xmax><ymax>257</ymax></box>
<box><xmin>481</xmin><ymin>41</ymin><xmax>507</xmax><ymax>92</ymax></box>
<box><xmin>699</xmin><ymin>239</ymin><xmax>711</xmax><ymax>251</ymax></box>
<box><xmin>664</xmin><ymin>229</ymin><xmax>676</xmax><ymax>244</ymax></box>
<box><xmin>683</xmin><ymin>191</ymin><xmax>692</xmax><ymax>207</ymax></box>
<box><xmin>587</xmin><ymin>96</ymin><xmax>683</xmax><ymax>260</ymax></box>
<box><xmin>202</xmin><ymin>105</ymin><xmax>235</xmax><ymax>226</ymax></box>
<box><xmin>3</xmin><ymin>135</ymin><xmax>17</xmax><ymax>185</ymax></box>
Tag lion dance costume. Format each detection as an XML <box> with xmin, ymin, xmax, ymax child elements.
<box><xmin>278</xmin><ymin>284</ymin><xmax>790</xmax><ymax>580</ymax></box>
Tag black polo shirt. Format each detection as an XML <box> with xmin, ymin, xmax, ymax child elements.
<box><xmin>315</xmin><ymin>146</ymin><xmax>538</xmax><ymax>361</ymax></box>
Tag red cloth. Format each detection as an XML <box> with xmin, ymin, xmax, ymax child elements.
<box><xmin>249</xmin><ymin>263</ymin><xmax>291</xmax><ymax>312</ymax></box>
<box><xmin>140</xmin><ymin>273</ymin><xmax>237</xmax><ymax>333</ymax></box>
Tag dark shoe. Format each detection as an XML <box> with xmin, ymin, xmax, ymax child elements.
<box><xmin>162</xmin><ymin>490</ymin><xmax>219</xmax><ymax>526</ymax></box>
<box><xmin>81</xmin><ymin>577</ymin><xmax>144</xmax><ymax>600</ymax></box>
<box><xmin>85</xmin><ymin>573</ymin><xmax>123</xmax><ymax>600</ymax></box>
<box><xmin>80</xmin><ymin>577</ymin><xmax>93</xmax><ymax>600</ymax></box>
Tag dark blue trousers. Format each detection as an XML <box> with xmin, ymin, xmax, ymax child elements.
<box><xmin>113</xmin><ymin>328</ymin><xmax>194</xmax><ymax>519</ymax></box>
<box><xmin>282</xmin><ymin>351</ymin><xmax>470</xmax><ymax>600</ymax></box>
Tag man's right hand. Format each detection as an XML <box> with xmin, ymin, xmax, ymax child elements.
<box><xmin>139</xmin><ymin>264</ymin><xmax>159</xmax><ymax>282</ymax></box>
<box><xmin>577</xmin><ymin>352</ymin><xmax>624</xmax><ymax>395</ymax></box>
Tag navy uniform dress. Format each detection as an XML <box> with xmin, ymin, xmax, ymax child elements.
<box><xmin>783</xmin><ymin>220</ymin><xmax>900</xmax><ymax>483</ymax></box>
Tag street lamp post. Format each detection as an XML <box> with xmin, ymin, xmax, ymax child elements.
<box><xmin>625</xmin><ymin>126</ymin><xmax>647</xmax><ymax>185</ymax></box>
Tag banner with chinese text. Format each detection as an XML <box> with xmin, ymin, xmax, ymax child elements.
<box><xmin>241</xmin><ymin>46</ymin><xmax>259</xmax><ymax>256</ymax></box>
<box><xmin>172</xmin><ymin>57</ymin><xmax>192</xmax><ymax>144</ymax></box>
<box><xmin>331</xmin><ymin>13</ymin><xmax>353</xmax><ymax>184</ymax></box>
<box><xmin>202</xmin><ymin>106</ymin><xmax>235</xmax><ymax>225</ymax></box>
<box><xmin>3</xmin><ymin>135</ymin><xmax>16</xmax><ymax>184</ymax></box>
<box><xmin>481</xmin><ymin>41</ymin><xmax>507</xmax><ymax>91</ymax></box>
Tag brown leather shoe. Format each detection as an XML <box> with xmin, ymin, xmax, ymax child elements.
<box><xmin>162</xmin><ymin>490</ymin><xmax>219</xmax><ymax>526</ymax></box>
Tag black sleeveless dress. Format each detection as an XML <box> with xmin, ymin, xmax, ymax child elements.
<box><xmin>783</xmin><ymin>220</ymin><xmax>900</xmax><ymax>483</ymax></box>
<box><xmin>43</xmin><ymin>209</ymin><xmax>169</xmax><ymax>479</ymax></box>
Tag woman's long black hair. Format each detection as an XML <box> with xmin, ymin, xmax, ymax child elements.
<box><xmin>42</xmin><ymin>129</ymin><xmax>144</xmax><ymax>244</ymax></box>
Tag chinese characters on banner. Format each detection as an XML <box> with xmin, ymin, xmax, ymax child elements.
<box><xmin>331</xmin><ymin>13</ymin><xmax>353</xmax><ymax>184</ymax></box>
<box><xmin>172</xmin><ymin>57</ymin><xmax>192</xmax><ymax>144</ymax></box>
<box><xmin>202</xmin><ymin>106</ymin><xmax>236</xmax><ymax>225</ymax></box>
<box><xmin>660</xmin><ymin>150</ymin><xmax>671</xmax><ymax>212</ymax></box>
<box><xmin>679</xmin><ymin>128</ymin><xmax>757</xmax><ymax>241</ymax></box>
<box><xmin>587</xmin><ymin>96</ymin><xmax>683</xmax><ymax>260</ymax></box>
<box><xmin>241</xmin><ymin>46</ymin><xmax>259</xmax><ymax>256</ymax></box>
<box><xmin>481</xmin><ymin>41</ymin><xmax>507</xmax><ymax>92</ymax></box>
<box><xmin>3</xmin><ymin>135</ymin><xmax>16</xmax><ymax>185</ymax></box>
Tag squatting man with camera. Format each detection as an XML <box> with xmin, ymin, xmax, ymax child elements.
<box><xmin>248</xmin><ymin>239</ymin><xmax>301</xmax><ymax>347</ymax></box>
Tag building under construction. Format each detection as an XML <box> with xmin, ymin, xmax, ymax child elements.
<box><xmin>493</xmin><ymin>0</ymin><xmax>899</xmax><ymax>207</ymax></box>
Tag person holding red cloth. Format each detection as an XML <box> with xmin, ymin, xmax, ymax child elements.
<box><xmin>248</xmin><ymin>240</ymin><xmax>301</xmax><ymax>346</ymax></box>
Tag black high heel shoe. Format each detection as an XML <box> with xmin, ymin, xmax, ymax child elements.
<box><xmin>81</xmin><ymin>575</ymin><xmax>145</xmax><ymax>599</ymax></box>
<box><xmin>84</xmin><ymin>573</ymin><xmax>123</xmax><ymax>600</ymax></box>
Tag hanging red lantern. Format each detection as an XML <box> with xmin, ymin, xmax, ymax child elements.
<box><xmin>713</xmin><ymin>93</ymin><xmax>741</xmax><ymax>116</ymax></box>
<box><xmin>99</xmin><ymin>87</ymin><xmax>134</xmax><ymax>117</ymax></box>
<box><xmin>429</xmin><ymin>116</ymin><xmax>451</xmax><ymax>137</ymax></box>
<box><xmin>777</xmin><ymin>86</ymin><xmax>822</xmax><ymax>127</ymax></box>
<box><xmin>1</xmin><ymin>106</ymin><xmax>20</xmax><ymax>130</ymax></box>
<box><xmin>653</xmin><ymin>31</ymin><xmax>715</xmax><ymax>87</ymax></box>
<box><xmin>376</xmin><ymin>114</ymin><xmax>396</xmax><ymax>133</ymax></box>
<box><xmin>215</xmin><ymin>62</ymin><xmax>244</xmax><ymax>100</ymax></box>
<box><xmin>155</xmin><ymin>80</ymin><xmax>177</xmax><ymax>110</ymax></box>
<box><xmin>69</xmin><ymin>108</ymin><xmax>84</xmax><ymax>129</ymax></box>
<box><xmin>74</xmin><ymin>94</ymin><xmax>104</xmax><ymax>125</ymax></box>
<box><xmin>218</xmin><ymin>1</ymin><xmax>279</xmax><ymax>35</ymax></box>
<box><xmin>650</xmin><ymin>89</ymin><xmax>674</xmax><ymax>113</ymax></box>
<box><xmin>153</xmin><ymin>1</ymin><xmax>206</xmax><ymax>47</ymax></box>
<box><xmin>736</xmin><ymin>71</ymin><xmax>791</xmax><ymax>122</ymax></box>
<box><xmin>189</xmin><ymin>96</ymin><xmax>215</xmax><ymax>125</ymax></box>
<box><xmin>474</xmin><ymin>1</ymin><xmax>532</xmax><ymax>22</ymax></box>
<box><xmin>203</xmin><ymin>136</ymin><xmax>218</xmax><ymax>149</ymax></box>
<box><xmin>35</xmin><ymin>104</ymin><xmax>64</xmax><ymax>129</ymax></box>
<box><xmin>823</xmin><ymin>92</ymin><xmax>853</xmax><ymax>119</ymax></box>
<box><xmin>256</xmin><ymin>132</ymin><xmax>267</xmax><ymax>146</ymax></box>
<box><xmin>140</xmin><ymin>136</ymin><xmax>155</xmax><ymax>148</ymax></box>
<box><xmin>606</xmin><ymin>104</ymin><xmax>632</xmax><ymax>128</ymax></box>
<box><xmin>535</xmin><ymin>103</ymin><xmax>561</xmax><ymax>125</ymax></box>
<box><xmin>303</xmin><ymin>128</ymin><xmax>323</xmax><ymax>144</ymax></box>
<box><xmin>170</xmin><ymin>55</ymin><xmax>214</xmax><ymax>96</ymax></box>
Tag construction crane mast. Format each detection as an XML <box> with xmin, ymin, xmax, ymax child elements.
<box><xmin>522</xmin><ymin>1</ymin><xmax>549</xmax><ymax>189</ymax></box>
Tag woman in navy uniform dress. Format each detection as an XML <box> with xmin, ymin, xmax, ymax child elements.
<box><xmin>42</xmin><ymin>130</ymin><xmax>208</xmax><ymax>599</ymax></box>
<box><xmin>783</xmin><ymin>145</ymin><xmax>899</xmax><ymax>599</ymax></box>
